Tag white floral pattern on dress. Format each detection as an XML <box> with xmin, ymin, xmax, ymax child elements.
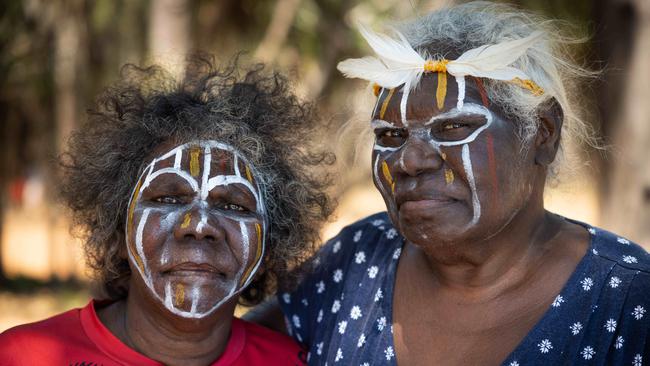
<box><xmin>316</xmin><ymin>342</ymin><xmax>323</xmax><ymax>355</ymax></box>
<box><xmin>355</xmin><ymin>251</ymin><xmax>366</xmax><ymax>264</ymax></box>
<box><xmin>634</xmin><ymin>354</ymin><xmax>643</xmax><ymax>366</ymax></box>
<box><xmin>292</xmin><ymin>314</ymin><xmax>301</xmax><ymax>329</ymax></box>
<box><xmin>353</xmin><ymin>230</ymin><xmax>362</xmax><ymax>242</ymax></box>
<box><xmin>581</xmin><ymin>346</ymin><xmax>595</xmax><ymax>360</ymax></box>
<box><xmin>538</xmin><ymin>339</ymin><xmax>553</xmax><ymax>353</ymax></box>
<box><xmin>605</xmin><ymin>318</ymin><xmax>617</xmax><ymax>332</ymax></box>
<box><xmin>609</xmin><ymin>276</ymin><xmax>622</xmax><ymax>288</ymax></box>
<box><xmin>386</xmin><ymin>228</ymin><xmax>398</xmax><ymax>239</ymax></box>
<box><xmin>374</xmin><ymin>288</ymin><xmax>383</xmax><ymax>302</ymax></box>
<box><xmin>282</xmin><ymin>293</ymin><xmax>291</xmax><ymax>304</ymax></box>
<box><xmin>384</xmin><ymin>346</ymin><xmax>395</xmax><ymax>360</ymax></box>
<box><xmin>508</xmin><ymin>362</ymin><xmax>520</xmax><ymax>366</ymax></box>
<box><xmin>333</xmin><ymin>240</ymin><xmax>341</xmax><ymax>253</ymax></box>
<box><xmin>350</xmin><ymin>306</ymin><xmax>362</xmax><ymax>320</ymax></box>
<box><xmin>623</xmin><ymin>255</ymin><xmax>638</xmax><ymax>264</ymax></box>
<box><xmin>617</xmin><ymin>237</ymin><xmax>630</xmax><ymax>245</ymax></box>
<box><xmin>392</xmin><ymin>248</ymin><xmax>402</xmax><ymax>259</ymax></box>
<box><xmin>633</xmin><ymin>305</ymin><xmax>646</xmax><ymax>320</ymax></box>
<box><xmin>377</xmin><ymin>317</ymin><xmax>387</xmax><ymax>331</ymax></box>
<box><xmin>581</xmin><ymin>277</ymin><xmax>594</xmax><ymax>291</ymax></box>
<box><xmin>570</xmin><ymin>322</ymin><xmax>583</xmax><ymax>335</ymax></box>
<box><xmin>333</xmin><ymin>269</ymin><xmax>343</xmax><ymax>283</ymax></box>
<box><xmin>552</xmin><ymin>295</ymin><xmax>565</xmax><ymax>307</ymax></box>
<box><xmin>338</xmin><ymin>320</ymin><xmax>348</xmax><ymax>334</ymax></box>
<box><xmin>317</xmin><ymin>309</ymin><xmax>323</xmax><ymax>323</ymax></box>
<box><xmin>316</xmin><ymin>280</ymin><xmax>326</xmax><ymax>294</ymax></box>
<box><xmin>367</xmin><ymin>266</ymin><xmax>379</xmax><ymax>279</ymax></box>
<box><xmin>615</xmin><ymin>335</ymin><xmax>624</xmax><ymax>349</ymax></box>
<box><xmin>357</xmin><ymin>334</ymin><xmax>366</xmax><ymax>348</ymax></box>
<box><xmin>331</xmin><ymin>300</ymin><xmax>341</xmax><ymax>313</ymax></box>
<box><xmin>335</xmin><ymin>348</ymin><xmax>343</xmax><ymax>362</ymax></box>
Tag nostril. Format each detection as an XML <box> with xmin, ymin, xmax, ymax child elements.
<box><xmin>183</xmin><ymin>234</ymin><xmax>196</xmax><ymax>241</ymax></box>
<box><xmin>204</xmin><ymin>234</ymin><xmax>216</xmax><ymax>242</ymax></box>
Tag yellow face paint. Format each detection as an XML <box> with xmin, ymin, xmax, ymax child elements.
<box><xmin>189</xmin><ymin>147</ymin><xmax>201</xmax><ymax>177</ymax></box>
<box><xmin>245</xmin><ymin>165</ymin><xmax>254</xmax><ymax>184</ymax></box>
<box><xmin>381</xmin><ymin>160</ymin><xmax>395</xmax><ymax>193</ymax></box>
<box><xmin>240</xmin><ymin>223</ymin><xmax>264</xmax><ymax>286</ymax></box>
<box><xmin>441</xmin><ymin>152</ymin><xmax>447</xmax><ymax>161</ymax></box>
<box><xmin>445</xmin><ymin>169</ymin><xmax>455</xmax><ymax>185</ymax></box>
<box><xmin>180</xmin><ymin>212</ymin><xmax>192</xmax><ymax>229</ymax></box>
<box><xmin>174</xmin><ymin>283</ymin><xmax>185</xmax><ymax>307</ymax></box>
<box><xmin>379</xmin><ymin>88</ymin><xmax>395</xmax><ymax>119</ymax></box>
<box><xmin>436</xmin><ymin>72</ymin><xmax>447</xmax><ymax>110</ymax></box>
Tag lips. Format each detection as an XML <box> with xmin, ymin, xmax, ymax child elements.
<box><xmin>163</xmin><ymin>262</ymin><xmax>226</xmax><ymax>279</ymax></box>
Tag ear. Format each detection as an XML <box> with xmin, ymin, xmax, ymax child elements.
<box><xmin>534</xmin><ymin>98</ymin><xmax>563</xmax><ymax>166</ymax></box>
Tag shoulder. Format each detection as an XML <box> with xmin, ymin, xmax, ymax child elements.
<box><xmin>0</xmin><ymin>307</ymin><xmax>83</xmax><ymax>361</ymax></box>
<box><xmin>234</xmin><ymin>318</ymin><xmax>307</xmax><ymax>364</ymax></box>
<box><xmin>586</xmin><ymin>224</ymin><xmax>650</xmax><ymax>273</ymax></box>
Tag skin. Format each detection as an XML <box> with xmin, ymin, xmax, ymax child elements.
<box><xmin>97</xmin><ymin>140</ymin><xmax>266</xmax><ymax>366</ymax></box>
<box><xmin>372</xmin><ymin>73</ymin><xmax>589</xmax><ymax>365</ymax></box>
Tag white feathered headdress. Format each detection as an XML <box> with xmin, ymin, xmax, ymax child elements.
<box><xmin>337</xmin><ymin>25</ymin><xmax>544</xmax><ymax>112</ymax></box>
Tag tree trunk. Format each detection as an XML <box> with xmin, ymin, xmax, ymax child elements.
<box><xmin>597</xmin><ymin>0</ymin><xmax>650</xmax><ymax>246</ymax></box>
<box><xmin>148</xmin><ymin>0</ymin><xmax>191</xmax><ymax>77</ymax></box>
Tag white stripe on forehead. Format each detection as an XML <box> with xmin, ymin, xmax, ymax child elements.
<box><xmin>141</xmin><ymin>168</ymin><xmax>200</xmax><ymax>193</ymax></box>
<box><xmin>400</xmin><ymin>82</ymin><xmax>410</xmax><ymax>127</ymax></box>
<box><xmin>200</xmin><ymin>145</ymin><xmax>212</xmax><ymax>201</ymax></box>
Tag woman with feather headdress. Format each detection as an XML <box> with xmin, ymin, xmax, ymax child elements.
<box><xmin>250</xmin><ymin>2</ymin><xmax>650</xmax><ymax>365</ymax></box>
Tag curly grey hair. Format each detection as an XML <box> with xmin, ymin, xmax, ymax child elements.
<box><xmin>59</xmin><ymin>56</ymin><xmax>335</xmax><ymax>305</ymax></box>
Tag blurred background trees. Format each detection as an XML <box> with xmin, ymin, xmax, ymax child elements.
<box><xmin>0</xmin><ymin>0</ymin><xmax>648</xmax><ymax>330</ymax></box>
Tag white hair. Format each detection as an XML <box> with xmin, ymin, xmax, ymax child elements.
<box><xmin>398</xmin><ymin>1</ymin><xmax>600</xmax><ymax>177</ymax></box>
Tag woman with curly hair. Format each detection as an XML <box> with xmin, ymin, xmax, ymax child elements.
<box><xmin>0</xmin><ymin>57</ymin><xmax>334</xmax><ymax>365</ymax></box>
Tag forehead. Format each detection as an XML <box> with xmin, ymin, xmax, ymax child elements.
<box><xmin>373</xmin><ymin>73</ymin><xmax>491</xmax><ymax>125</ymax></box>
<box><xmin>148</xmin><ymin>141</ymin><xmax>244</xmax><ymax>174</ymax></box>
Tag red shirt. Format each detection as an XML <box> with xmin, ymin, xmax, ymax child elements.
<box><xmin>0</xmin><ymin>300</ymin><xmax>306</xmax><ymax>365</ymax></box>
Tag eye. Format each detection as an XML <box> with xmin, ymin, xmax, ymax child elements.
<box><xmin>443</xmin><ymin>122</ymin><xmax>464</xmax><ymax>130</ymax></box>
<box><xmin>222</xmin><ymin>203</ymin><xmax>247</xmax><ymax>212</ymax></box>
<box><xmin>375</xmin><ymin>128</ymin><xmax>408</xmax><ymax>148</ymax></box>
<box><xmin>431</xmin><ymin>115</ymin><xmax>487</xmax><ymax>142</ymax></box>
<box><xmin>154</xmin><ymin>196</ymin><xmax>182</xmax><ymax>204</ymax></box>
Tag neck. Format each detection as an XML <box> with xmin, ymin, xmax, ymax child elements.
<box><xmin>413</xmin><ymin>191</ymin><xmax>562</xmax><ymax>295</ymax></box>
<box><xmin>116</xmin><ymin>283</ymin><xmax>236</xmax><ymax>366</ymax></box>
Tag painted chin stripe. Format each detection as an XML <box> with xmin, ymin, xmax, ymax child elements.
<box><xmin>174</xmin><ymin>283</ymin><xmax>185</xmax><ymax>307</ymax></box>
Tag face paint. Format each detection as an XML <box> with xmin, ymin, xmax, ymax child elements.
<box><xmin>126</xmin><ymin>140</ymin><xmax>266</xmax><ymax>319</ymax></box>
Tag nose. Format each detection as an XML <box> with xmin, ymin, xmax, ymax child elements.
<box><xmin>396</xmin><ymin>135</ymin><xmax>444</xmax><ymax>177</ymax></box>
<box><xmin>173</xmin><ymin>206</ymin><xmax>225</xmax><ymax>243</ymax></box>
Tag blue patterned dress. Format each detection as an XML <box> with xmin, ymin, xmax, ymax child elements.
<box><xmin>279</xmin><ymin>212</ymin><xmax>650</xmax><ymax>365</ymax></box>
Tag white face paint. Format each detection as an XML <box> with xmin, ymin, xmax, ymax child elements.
<box><xmin>125</xmin><ymin>140</ymin><xmax>266</xmax><ymax>319</ymax></box>
<box><xmin>371</xmin><ymin>103</ymin><xmax>494</xmax><ymax>228</ymax></box>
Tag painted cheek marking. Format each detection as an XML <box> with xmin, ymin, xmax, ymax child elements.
<box><xmin>165</xmin><ymin>282</ymin><xmax>173</xmax><ymax>310</ymax></box>
<box><xmin>189</xmin><ymin>147</ymin><xmax>201</xmax><ymax>177</ymax></box>
<box><xmin>174</xmin><ymin>283</ymin><xmax>185</xmax><ymax>307</ymax></box>
<box><xmin>379</xmin><ymin>88</ymin><xmax>395</xmax><ymax>120</ymax></box>
<box><xmin>461</xmin><ymin>144</ymin><xmax>481</xmax><ymax>226</ymax></box>
<box><xmin>133</xmin><ymin>208</ymin><xmax>153</xmax><ymax>284</ymax></box>
<box><xmin>236</xmin><ymin>221</ymin><xmax>250</xmax><ymax>287</ymax></box>
<box><xmin>441</xmin><ymin>152</ymin><xmax>447</xmax><ymax>161</ymax></box>
<box><xmin>445</xmin><ymin>169</ymin><xmax>455</xmax><ymax>185</ymax></box>
<box><xmin>240</xmin><ymin>222</ymin><xmax>263</xmax><ymax>287</ymax></box>
<box><xmin>180</xmin><ymin>212</ymin><xmax>192</xmax><ymax>229</ymax></box>
<box><xmin>381</xmin><ymin>160</ymin><xmax>395</xmax><ymax>193</ymax></box>
<box><xmin>486</xmin><ymin>132</ymin><xmax>499</xmax><ymax>204</ymax></box>
<box><xmin>436</xmin><ymin>71</ymin><xmax>448</xmax><ymax>110</ymax></box>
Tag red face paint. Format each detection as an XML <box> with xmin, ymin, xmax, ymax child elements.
<box><xmin>486</xmin><ymin>132</ymin><xmax>499</xmax><ymax>206</ymax></box>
